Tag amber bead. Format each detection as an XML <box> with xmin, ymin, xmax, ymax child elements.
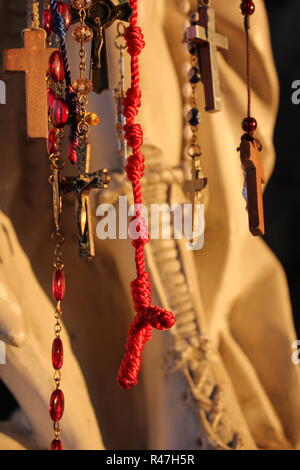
<box><xmin>72</xmin><ymin>24</ymin><xmax>93</xmax><ymax>43</ymax></box>
<box><xmin>72</xmin><ymin>78</ymin><xmax>93</xmax><ymax>95</ymax></box>
<box><xmin>47</xmin><ymin>88</ymin><xmax>56</xmax><ymax>115</ymax></box>
<box><xmin>48</xmin><ymin>128</ymin><xmax>59</xmax><ymax>155</ymax></box>
<box><xmin>242</xmin><ymin>117</ymin><xmax>257</xmax><ymax>133</ymax></box>
<box><xmin>52</xmin><ymin>269</ymin><xmax>65</xmax><ymax>301</ymax></box>
<box><xmin>85</xmin><ymin>112</ymin><xmax>100</xmax><ymax>127</ymax></box>
<box><xmin>50</xmin><ymin>439</ymin><xmax>63</xmax><ymax>450</ymax></box>
<box><xmin>52</xmin><ymin>337</ymin><xmax>64</xmax><ymax>370</ymax></box>
<box><xmin>240</xmin><ymin>1</ymin><xmax>255</xmax><ymax>15</ymax></box>
<box><xmin>42</xmin><ymin>9</ymin><xmax>53</xmax><ymax>37</ymax></box>
<box><xmin>71</xmin><ymin>0</ymin><xmax>92</xmax><ymax>9</ymax></box>
<box><xmin>51</xmin><ymin>99</ymin><xmax>69</xmax><ymax>128</ymax></box>
<box><xmin>57</xmin><ymin>2</ymin><xmax>72</xmax><ymax>31</ymax></box>
<box><xmin>49</xmin><ymin>389</ymin><xmax>65</xmax><ymax>422</ymax></box>
<box><xmin>49</xmin><ymin>51</ymin><xmax>65</xmax><ymax>82</ymax></box>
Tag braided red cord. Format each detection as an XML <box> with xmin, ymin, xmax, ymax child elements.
<box><xmin>117</xmin><ymin>0</ymin><xmax>176</xmax><ymax>390</ymax></box>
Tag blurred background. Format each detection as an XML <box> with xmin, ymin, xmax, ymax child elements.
<box><xmin>0</xmin><ymin>0</ymin><xmax>299</xmax><ymax>426</ymax></box>
<box><xmin>264</xmin><ymin>0</ymin><xmax>300</xmax><ymax>335</ymax></box>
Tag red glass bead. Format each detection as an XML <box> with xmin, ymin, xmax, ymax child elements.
<box><xmin>57</xmin><ymin>2</ymin><xmax>72</xmax><ymax>31</ymax></box>
<box><xmin>242</xmin><ymin>117</ymin><xmax>257</xmax><ymax>133</ymax></box>
<box><xmin>42</xmin><ymin>9</ymin><xmax>53</xmax><ymax>37</ymax></box>
<box><xmin>51</xmin><ymin>99</ymin><xmax>69</xmax><ymax>128</ymax></box>
<box><xmin>52</xmin><ymin>269</ymin><xmax>65</xmax><ymax>301</ymax></box>
<box><xmin>50</xmin><ymin>439</ymin><xmax>63</xmax><ymax>450</ymax></box>
<box><xmin>47</xmin><ymin>88</ymin><xmax>56</xmax><ymax>115</ymax></box>
<box><xmin>52</xmin><ymin>337</ymin><xmax>64</xmax><ymax>370</ymax></box>
<box><xmin>240</xmin><ymin>1</ymin><xmax>255</xmax><ymax>15</ymax></box>
<box><xmin>49</xmin><ymin>51</ymin><xmax>65</xmax><ymax>82</ymax></box>
<box><xmin>48</xmin><ymin>128</ymin><xmax>59</xmax><ymax>155</ymax></box>
<box><xmin>49</xmin><ymin>389</ymin><xmax>65</xmax><ymax>422</ymax></box>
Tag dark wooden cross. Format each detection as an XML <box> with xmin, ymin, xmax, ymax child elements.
<box><xmin>184</xmin><ymin>156</ymin><xmax>207</xmax><ymax>243</ymax></box>
<box><xmin>186</xmin><ymin>4</ymin><xmax>228</xmax><ymax>113</ymax></box>
<box><xmin>239</xmin><ymin>136</ymin><xmax>265</xmax><ymax>236</ymax></box>
<box><xmin>61</xmin><ymin>140</ymin><xmax>110</xmax><ymax>259</ymax></box>
<box><xmin>3</xmin><ymin>29</ymin><xmax>56</xmax><ymax>138</ymax></box>
<box><xmin>71</xmin><ymin>0</ymin><xmax>132</xmax><ymax>93</ymax></box>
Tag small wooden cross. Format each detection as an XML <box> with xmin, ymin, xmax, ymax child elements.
<box><xmin>239</xmin><ymin>136</ymin><xmax>265</xmax><ymax>236</ymax></box>
<box><xmin>71</xmin><ymin>0</ymin><xmax>132</xmax><ymax>93</ymax></box>
<box><xmin>186</xmin><ymin>4</ymin><xmax>228</xmax><ymax>113</ymax></box>
<box><xmin>184</xmin><ymin>156</ymin><xmax>207</xmax><ymax>243</ymax></box>
<box><xmin>61</xmin><ymin>140</ymin><xmax>110</xmax><ymax>259</ymax></box>
<box><xmin>3</xmin><ymin>29</ymin><xmax>56</xmax><ymax>138</ymax></box>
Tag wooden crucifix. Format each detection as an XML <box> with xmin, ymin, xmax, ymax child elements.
<box><xmin>3</xmin><ymin>29</ymin><xmax>56</xmax><ymax>138</ymax></box>
<box><xmin>239</xmin><ymin>136</ymin><xmax>265</xmax><ymax>236</ymax></box>
<box><xmin>71</xmin><ymin>0</ymin><xmax>132</xmax><ymax>93</ymax></box>
<box><xmin>184</xmin><ymin>156</ymin><xmax>207</xmax><ymax>244</ymax></box>
<box><xmin>186</xmin><ymin>4</ymin><xmax>228</xmax><ymax>113</ymax></box>
<box><xmin>61</xmin><ymin>140</ymin><xmax>110</xmax><ymax>259</ymax></box>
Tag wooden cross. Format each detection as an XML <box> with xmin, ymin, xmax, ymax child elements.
<box><xmin>186</xmin><ymin>4</ymin><xmax>228</xmax><ymax>113</ymax></box>
<box><xmin>239</xmin><ymin>136</ymin><xmax>265</xmax><ymax>236</ymax></box>
<box><xmin>61</xmin><ymin>141</ymin><xmax>110</xmax><ymax>259</ymax></box>
<box><xmin>3</xmin><ymin>29</ymin><xmax>56</xmax><ymax>138</ymax></box>
<box><xmin>71</xmin><ymin>0</ymin><xmax>132</xmax><ymax>93</ymax></box>
<box><xmin>184</xmin><ymin>156</ymin><xmax>207</xmax><ymax>243</ymax></box>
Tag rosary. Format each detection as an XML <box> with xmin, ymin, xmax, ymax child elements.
<box><xmin>3</xmin><ymin>0</ymin><xmax>265</xmax><ymax>450</ymax></box>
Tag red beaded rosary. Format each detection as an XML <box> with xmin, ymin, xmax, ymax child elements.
<box><xmin>238</xmin><ymin>1</ymin><xmax>265</xmax><ymax>236</ymax></box>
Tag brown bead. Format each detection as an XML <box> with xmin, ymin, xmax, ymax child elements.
<box><xmin>72</xmin><ymin>25</ymin><xmax>93</xmax><ymax>43</ymax></box>
<box><xmin>242</xmin><ymin>117</ymin><xmax>257</xmax><ymax>133</ymax></box>
<box><xmin>240</xmin><ymin>2</ymin><xmax>255</xmax><ymax>16</ymax></box>
<box><xmin>72</xmin><ymin>78</ymin><xmax>93</xmax><ymax>95</ymax></box>
<box><xmin>71</xmin><ymin>0</ymin><xmax>92</xmax><ymax>9</ymax></box>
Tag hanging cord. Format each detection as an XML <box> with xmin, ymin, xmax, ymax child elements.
<box><xmin>117</xmin><ymin>0</ymin><xmax>176</xmax><ymax>390</ymax></box>
<box><xmin>49</xmin><ymin>0</ymin><xmax>80</xmax><ymax>164</ymax></box>
<box><xmin>28</xmin><ymin>0</ymin><xmax>41</xmax><ymax>29</ymax></box>
<box><xmin>244</xmin><ymin>16</ymin><xmax>251</xmax><ymax>119</ymax></box>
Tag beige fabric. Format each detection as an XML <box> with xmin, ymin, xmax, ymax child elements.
<box><xmin>0</xmin><ymin>0</ymin><xmax>299</xmax><ymax>450</ymax></box>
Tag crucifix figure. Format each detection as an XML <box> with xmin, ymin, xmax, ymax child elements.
<box><xmin>186</xmin><ymin>2</ymin><xmax>228</xmax><ymax>113</ymax></box>
<box><xmin>71</xmin><ymin>0</ymin><xmax>132</xmax><ymax>93</ymax></box>
<box><xmin>239</xmin><ymin>136</ymin><xmax>265</xmax><ymax>236</ymax></box>
<box><xmin>3</xmin><ymin>29</ymin><xmax>56</xmax><ymax>138</ymax></box>
<box><xmin>184</xmin><ymin>156</ymin><xmax>207</xmax><ymax>244</ymax></box>
<box><xmin>61</xmin><ymin>140</ymin><xmax>110</xmax><ymax>259</ymax></box>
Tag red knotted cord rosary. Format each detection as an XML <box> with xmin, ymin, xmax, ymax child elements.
<box><xmin>117</xmin><ymin>0</ymin><xmax>176</xmax><ymax>390</ymax></box>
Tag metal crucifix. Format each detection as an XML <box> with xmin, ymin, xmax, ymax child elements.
<box><xmin>184</xmin><ymin>156</ymin><xmax>207</xmax><ymax>244</ymax></box>
<box><xmin>61</xmin><ymin>140</ymin><xmax>110</xmax><ymax>259</ymax></box>
<box><xmin>186</xmin><ymin>1</ymin><xmax>228</xmax><ymax>112</ymax></box>
<box><xmin>239</xmin><ymin>136</ymin><xmax>265</xmax><ymax>236</ymax></box>
<box><xmin>71</xmin><ymin>0</ymin><xmax>132</xmax><ymax>93</ymax></box>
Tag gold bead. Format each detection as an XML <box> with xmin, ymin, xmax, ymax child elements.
<box><xmin>85</xmin><ymin>112</ymin><xmax>100</xmax><ymax>126</ymax></box>
<box><xmin>72</xmin><ymin>78</ymin><xmax>93</xmax><ymax>95</ymax></box>
<box><xmin>72</xmin><ymin>24</ymin><xmax>93</xmax><ymax>43</ymax></box>
<box><xmin>71</xmin><ymin>0</ymin><xmax>92</xmax><ymax>9</ymax></box>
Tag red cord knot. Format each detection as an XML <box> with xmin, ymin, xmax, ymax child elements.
<box><xmin>129</xmin><ymin>214</ymin><xmax>149</xmax><ymax>248</ymax></box>
<box><xmin>123</xmin><ymin>88</ymin><xmax>142</xmax><ymax>119</ymax></box>
<box><xmin>125</xmin><ymin>25</ymin><xmax>145</xmax><ymax>56</ymax></box>
<box><xmin>146</xmin><ymin>305</ymin><xmax>176</xmax><ymax>331</ymax></box>
<box><xmin>131</xmin><ymin>273</ymin><xmax>151</xmax><ymax>312</ymax></box>
<box><xmin>124</xmin><ymin>123</ymin><xmax>143</xmax><ymax>149</ymax></box>
<box><xmin>126</xmin><ymin>154</ymin><xmax>145</xmax><ymax>182</ymax></box>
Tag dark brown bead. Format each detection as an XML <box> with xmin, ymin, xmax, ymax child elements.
<box><xmin>242</xmin><ymin>117</ymin><xmax>257</xmax><ymax>133</ymax></box>
<box><xmin>240</xmin><ymin>1</ymin><xmax>255</xmax><ymax>16</ymax></box>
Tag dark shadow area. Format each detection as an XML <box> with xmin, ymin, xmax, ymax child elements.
<box><xmin>264</xmin><ymin>0</ymin><xmax>300</xmax><ymax>336</ymax></box>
